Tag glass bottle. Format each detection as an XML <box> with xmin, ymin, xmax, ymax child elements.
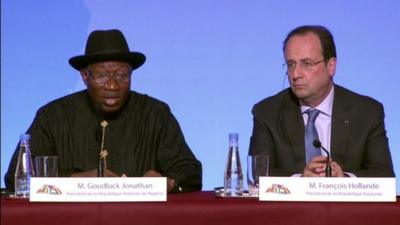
<box><xmin>15</xmin><ymin>134</ymin><xmax>35</xmax><ymax>198</ymax></box>
<box><xmin>224</xmin><ymin>133</ymin><xmax>243</xmax><ymax>196</ymax></box>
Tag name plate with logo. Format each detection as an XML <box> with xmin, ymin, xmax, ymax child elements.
<box><xmin>259</xmin><ymin>177</ymin><xmax>396</xmax><ymax>202</ymax></box>
<box><xmin>30</xmin><ymin>177</ymin><xmax>167</xmax><ymax>202</ymax></box>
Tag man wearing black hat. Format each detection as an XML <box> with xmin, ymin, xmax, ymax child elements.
<box><xmin>5</xmin><ymin>29</ymin><xmax>202</xmax><ymax>193</ymax></box>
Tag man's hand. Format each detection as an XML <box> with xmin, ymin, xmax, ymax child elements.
<box><xmin>303</xmin><ymin>156</ymin><xmax>344</xmax><ymax>177</ymax></box>
<box><xmin>303</xmin><ymin>156</ymin><xmax>327</xmax><ymax>177</ymax></box>
<box><xmin>70</xmin><ymin>169</ymin><xmax>119</xmax><ymax>177</ymax></box>
<box><xmin>143</xmin><ymin>170</ymin><xmax>176</xmax><ymax>192</ymax></box>
<box><xmin>330</xmin><ymin>161</ymin><xmax>344</xmax><ymax>177</ymax></box>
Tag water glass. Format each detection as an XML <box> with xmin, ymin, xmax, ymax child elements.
<box><xmin>34</xmin><ymin>156</ymin><xmax>58</xmax><ymax>177</ymax></box>
<box><xmin>247</xmin><ymin>155</ymin><xmax>269</xmax><ymax>196</ymax></box>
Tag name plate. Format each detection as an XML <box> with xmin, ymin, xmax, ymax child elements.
<box><xmin>30</xmin><ymin>177</ymin><xmax>167</xmax><ymax>202</ymax></box>
<box><xmin>259</xmin><ymin>177</ymin><xmax>396</xmax><ymax>202</ymax></box>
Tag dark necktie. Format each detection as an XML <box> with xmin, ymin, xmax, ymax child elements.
<box><xmin>305</xmin><ymin>109</ymin><xmax>321</xmax><ymax>163</ymax></box>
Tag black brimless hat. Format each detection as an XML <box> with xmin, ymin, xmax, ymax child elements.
<box><xmin>69</xmin><ymin>29</ymin><xmax>146</xmax><ymax>71</ymax></box>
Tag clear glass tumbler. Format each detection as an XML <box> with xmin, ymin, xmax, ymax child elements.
<box><xmin>247</xmin><ymin>155</ymin><xmax>269</xmax><ymax>196</ymax></box>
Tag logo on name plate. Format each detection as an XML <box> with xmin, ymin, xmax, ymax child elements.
<box><xmin>266</xmin><ymin>184</ymin><xmax>291</xmax><ymax>194</ymax></box>
<box><xmin>36</xmin><ymin>184</ymin><xmax>63</xmax><ymax>195</ymax></box>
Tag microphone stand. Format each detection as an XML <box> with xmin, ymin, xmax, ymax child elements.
<box><xmin>313</xmin><ymin>140</ymin><xmax>332</xmax><ymax>177</ymax></box>
<box><xmin>325</xmin><ymin>159</ymin><xmax>332</xmax><ymax>177</ymax></box>
<box><xmin>98</xmin><ymin>159</ymin><xmax>104</xmax><ymax>177</ymax></box>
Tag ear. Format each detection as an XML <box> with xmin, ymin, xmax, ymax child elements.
<box><xmin>327</xmin><ymin>57</ymin><xmax>337</xmax><ymax>77</ymax></box>
<box><xmin>80</xmin><ymin>69</ymin><xmax>89</xmax><ymax>87</ymax></box>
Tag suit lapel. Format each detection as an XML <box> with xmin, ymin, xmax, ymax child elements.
<box><xmin>282</xmin><ymin>90</ymin><xmax>306</xmax><ymax>170</ymax></box>
<box><xmin>331</xmin><ymin>85</ymin><xmax>352</xmax><ymax>161</ymax></box>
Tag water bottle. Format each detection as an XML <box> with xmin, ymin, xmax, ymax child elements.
<box><xmin>224</xmin><ymin>133</ymin><xmax>243</xmax><ymax>196</ymax></box>
<box><xmin>15</xmin><ymin>134</ymin><xmax>35</xmax><ymax>198</ymax></box>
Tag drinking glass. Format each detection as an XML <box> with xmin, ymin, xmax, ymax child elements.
<box><xmin>247</xmin><ymin>155</ymin><xmax>269</xmax><ymax>196</ymax></box>
<box><xmin>34</xmin><ymin>156</ymin><xmax>58</xmax><ymax>177</ymax></box>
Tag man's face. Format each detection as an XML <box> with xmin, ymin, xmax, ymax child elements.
<box><xmin>80</xmin><ymin>61</ymin><xmax>132</xmax><ymax>115</ymax></box>
<box><xmin>284</xmin><ymin>32</ymin><xmax>336</xmax><ymax>107</ymax></box>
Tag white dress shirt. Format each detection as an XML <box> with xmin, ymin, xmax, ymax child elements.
<box><xmin>294</xmin><ymin>86</ymin><xmax>354</xmax><ymax>177</ymax></box>
<box><xmin>291</xmin><ymin>86</ymin><xmax>335</xmax><ymax>177</ymax></box>
<box><xmin>300</xmin><ymin>86</ymin><xmax>334</xmax><ymax>156</ymax></box>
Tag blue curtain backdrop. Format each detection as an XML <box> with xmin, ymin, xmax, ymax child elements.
<box><xmin>2</xmin><ymin>0</ymin><xmax>399</xmax><ymax>192</ymax></box>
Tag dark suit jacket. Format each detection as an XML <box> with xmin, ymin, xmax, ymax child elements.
<box><xmin>249</xmin><ymin>85</ymin><xmax>394</xmax><ymax>177</ymax></box>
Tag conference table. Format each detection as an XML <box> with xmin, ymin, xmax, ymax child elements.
<box><xmin>2</xmin><ymin>191</ymin><xmax>399</xmax><ymax>225</ymax></box>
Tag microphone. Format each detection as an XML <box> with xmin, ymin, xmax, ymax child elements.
<box><xmin>97</xmin><ymin>120</ymin><xmax>109</xmax><ymax>177</ymax></box>
<box><xmin>312</xmin><ymin>140</ymin><xmax>332</xmax><ymax>177</ymax></box>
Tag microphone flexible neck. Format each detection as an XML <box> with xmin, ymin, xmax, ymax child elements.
<box><xmin>313</xmin><ymin>140</ymin><xmax>332</xmax><ymax>177</ymax></box>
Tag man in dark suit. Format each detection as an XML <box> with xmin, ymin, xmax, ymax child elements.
<box><xmin>249</xmin><ymin>25</ymin><xmax>394</xmax><ymax>177</ymax></box>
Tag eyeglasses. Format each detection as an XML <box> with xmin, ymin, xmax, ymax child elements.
<box><xmin>283</xmin><ymin>59</ymin><xmax>326</xmax><ymax>72</ymax></box>
<box><xmin>85</xmin><ymin>69</ymin><xmax>131</xmax><ymax>86</ymax></box>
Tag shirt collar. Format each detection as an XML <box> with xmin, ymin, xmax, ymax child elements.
<box><xmin>301</xmin><ymin>85</ymin><xmax>334</xmax><ymax>117</ymax></box>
